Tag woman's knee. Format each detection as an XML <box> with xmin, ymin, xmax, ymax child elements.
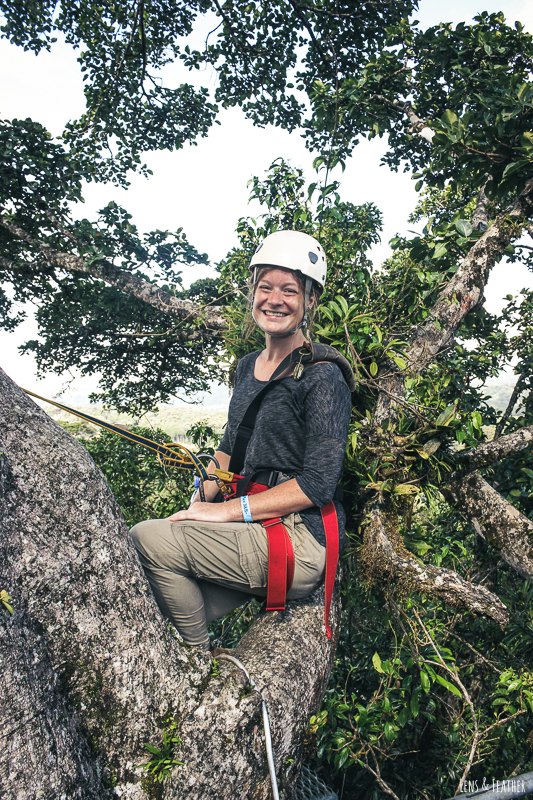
<box><xmin>129</xmin><ymin>518</ymin><xmax>173</xmax><ymax>556</ymax></box>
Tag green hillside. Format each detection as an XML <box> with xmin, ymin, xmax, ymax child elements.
<box><xmin>44</xmin><ymin>383</ymin><xmax>519</xmax><ymax>442</ymax></box>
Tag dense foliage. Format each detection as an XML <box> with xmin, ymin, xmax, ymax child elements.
<box><xmin>3</xmin><ymin>2</ymin><xmax>533</xmax><ymax>798</ymax></box>
<box><xmin>215</xmin><ymin>163</ymin><xmax>533</xmax><ymax>799</ymax></box>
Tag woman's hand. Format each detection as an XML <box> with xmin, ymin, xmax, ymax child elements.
<box><xmin>168</xmin><ymin>502</ymin><xmax>234</xmax><ymax>523</ymax></box>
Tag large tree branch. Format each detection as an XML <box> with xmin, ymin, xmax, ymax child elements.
<box><xmin>472</xmin><ymin>180</ymin><xmax>490</xmax><ymax>232</ymax></box>
<box><xmin>374</xmin><ymin>178</ymin><xmax>533</xmax><ymax>424</ymax></box>
<box><xmin>0</xmin><ymin>214</ymin><xmax>227</xmax><ymax>331</ymax></box>
<box><xmin>361</xmin><ymin>501</ymin><xmax>509</xmax><ymax>626</ymax></box>
<box><xmin>445</xmin><ymin>472</ymin><xmax>533</xmax><ymax>580</ymax></box>
<box><xmin>407</xmin><ymin>178</ymin><xmax>533</xmax><ymax>373</ymax></box>
<box><xmin>456</xmin><ymin>425</ymin><xmax>533</xmax><ymax>472</ymax></box>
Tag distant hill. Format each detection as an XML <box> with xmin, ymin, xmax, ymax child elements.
<box><xmin>43</xmin><ymin>382</ymin><xmax>521</xmax><ymax>441</ymax></box>
<box><xmin>483</xmin><ymin>383</ymin><xmax>521</xmax><ymax>413</ymax></box>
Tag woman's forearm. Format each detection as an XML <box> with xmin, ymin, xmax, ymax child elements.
<box><xmin>234</xmin><ymin>478</ymin><xmax>314</xmax><ymax>520</ymax></box>
<box><xmin>172</xmin><ymin>477</ymin><xmax>314</xmax><ymax>523</ymax></box>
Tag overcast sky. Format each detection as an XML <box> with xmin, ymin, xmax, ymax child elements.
<box><xmin>1</xmin><ymin>0</ymin><xmax>532</xmax><ymax>404</ymax></box>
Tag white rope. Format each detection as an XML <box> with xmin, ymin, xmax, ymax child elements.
<box><xmin>217</xmin><ymin>654</ymin><xmax>280</xmax><ymax>800</ymax></box>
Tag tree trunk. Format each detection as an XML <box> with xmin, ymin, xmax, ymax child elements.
<box><xmin>0</xmin><ymin>369</ymin><xmax>339</xmax><ymax>799</ymax></box>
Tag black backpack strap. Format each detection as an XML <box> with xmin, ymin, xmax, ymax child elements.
<box><xmin>303</xmin><ymin>342</ymin><xmax>357</xmax><ymax>392</ymax></box>
<box><xmin>228</xmin><ymin>349</ymin><xmax>301</xmax><ymax>475</ymax></box>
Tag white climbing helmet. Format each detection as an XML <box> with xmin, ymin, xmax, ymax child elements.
<box><xmin>249</xmin><ymin>230</ymin><xmax>327</xmax><ymax>337</ymax></box>
<box><xmin>249</xmin><ymin>230</ymin><xmax>327</xmax><ymax>292</ymax></box>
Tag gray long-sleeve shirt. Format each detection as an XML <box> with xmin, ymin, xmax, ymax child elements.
<box><xmin>219</xmin><ymin>352</ymin><xmax>352</xmax><ymax>549</ymax></box>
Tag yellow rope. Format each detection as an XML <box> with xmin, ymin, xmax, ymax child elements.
<box><xmin>21</xmin><ymin>388</ymin><xmax>210</xmax><ymax>481</ymax></box>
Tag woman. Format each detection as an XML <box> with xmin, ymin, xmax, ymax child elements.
<box><xmin>130</xmin><ymin>230</ymin><xmax>352</xmax><ymax>652</ymax></box>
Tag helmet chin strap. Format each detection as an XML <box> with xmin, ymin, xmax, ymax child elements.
<box><xmin>252</xmin><ymin>277</ymin><xmax>312</xmax><ymax>338</ymax></box>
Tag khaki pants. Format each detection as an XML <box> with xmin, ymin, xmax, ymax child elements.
<box><xmin>129</xmin><ymin>513</ymin><xmax>326</xmax><ymax>650</ymax></box>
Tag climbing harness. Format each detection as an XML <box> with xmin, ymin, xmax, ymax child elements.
<box><xmin>218</xmin><ymin>468</ymin><xmax>339</xmax><ymax>637</ymax></box>
<box><xmin>216</xmin><ymin>342</ymin><xmax>355</xmax><ymax>638</ymax></box>
<box><xmin>22</xmin><ymin>340</ymin><xmax>354</xmax><ymax>637</ymax></box>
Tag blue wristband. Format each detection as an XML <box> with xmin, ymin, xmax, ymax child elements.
<box><xmin>241</xmin><ymin>496</ymin><xmax>253</xmax><ymax>523</ymax></box>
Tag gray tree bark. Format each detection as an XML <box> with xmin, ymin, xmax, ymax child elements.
<box><xmin>0</xmin><ymin>369</ymin><xmax>339</xmax><ymax>799</ymax></box>
<box><xmin>446</xmin><ymin>472</ymin><xmax>533</xmax><ymax>580</ymax></box>
<box><xmin>362</xmin><ymin>501</ymin><xmax>509</xmax><ymax>626</ymax></box>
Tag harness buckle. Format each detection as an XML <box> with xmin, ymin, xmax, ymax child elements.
<box><xmin>262</xmin><ymin>517</ymin><xmax>282</xmax><ymax>528</ymax></box>
<box><xmin>267</xmin><ymin>470</ymin><xmax>280</xmax><ymax>487</ymax></box>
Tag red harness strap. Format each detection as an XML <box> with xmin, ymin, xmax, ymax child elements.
<box><xmin>263</xmin><ymin>518</ymin><xmax>295</xmax><ymax>611</ymax></box>
<box><xmin>263</xmin><ymin>503</ymin><xmax>338</xmax><ymax>637</ymax></box>
<box><xmin>225</xmin><ymin>476</ymin><xmax>339</xmax><ymax>637</ymax></box>
<box><xmin>320</xmin><ymin>501</ymin><xmax>339</xmax><ymax>639</ymax></box>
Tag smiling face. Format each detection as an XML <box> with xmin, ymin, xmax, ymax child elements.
<box><xmin>252</xmin><ymin>267</ymin><xmax>307</xmax><ymax>338</ymax></box>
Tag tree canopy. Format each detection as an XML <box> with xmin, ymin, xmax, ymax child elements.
<box><xmin>2</xmin><ymin>2</ymin><xmax>533</xmax><ymax>799</ymax></box>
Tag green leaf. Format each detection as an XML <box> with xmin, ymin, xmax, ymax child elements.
<box><xmin>407</xmin><ymin>539</ymin><xmax>432</xmax><ymax>554</ymax></box>
<box><xmin>492</xmin><ymin>697</ymin><xmax>509</xmax><ymax>706</ymax></box>
<box><xmin>422</xmin><ymin>438</ymin><xmax>441</xmax><ymax>456</ymax></box>
<box><xmin>372</xmin><ymin>652</ymin><xmax>385</xmax><ymax>674</ymax></box>
<box><xmin>518</xmin><ymin>83</ymin><xmax>530</xmax><ymax>101</ymax></box>
<box><xmin>144</xmin><ymin>744</ymin><xmax>162</xmax><ymax>755</ymax></box>
<box><xmin>435</xmin><ymin>674</ymin><xmax>462</xmax><ymax>698</ymax></box>
<box><xmin>436</xmin><ymin>405</ymin><xmax>456</xmax><ymax>426</ymax></box>
<box><xmin>398</xmin><ymin>706</ymin><xmax>410</xmax><ymax>727</ymax></box>
<box><xmin>394</xmin><ymin>483</ymin><xmax>421</xmax><ymax>495</ymax></box>
<box><xmin>1</xmin><ymin>590</ymin><xmax>13</xmax><ymax>615</ymax></box>
<box><xmin>337</xmin><ymin>748</ymin><xmax>351</xmax><ymax>769</ymax></box>
<box><xmin>392</xmin><ymin>356</ymin><xmax>406</xmax><ymax>370</ymax></box>
<box><xmin>337</xmin><ymin>295</ymin><xmax>349</xmax><ymax>316</ymax></box>
<box><xmin>503</xmin><ymin>160</ymin><xmax>529</xmax><ymax>179</ymax></box>
<box><xmin>410</xmin><ymin>691</ymin><xmax>419</xmax><ymax>717</ymax></box>
<box><xmin>329</xmin><ymin>300</ymin><xmax>342</xmax><ymax>317</ymax></box>
<box><xmin>441</xmin><ymin>109</ymin><xmax>459</xmax><ymax>127</ymax></box>
<box><xmin>420</xmin><ymin>670</ymin><xmax>431</xmax><ymax>693</ymax></box>
<box><xmin>433</xmin><ymin>242</ymin><xmax>448</xmax><ymax>260</ymax></box>
<box><xmin>384</xmin><ymin>721</ymin><xmax>396</xmax><ymax>742</ymax></box>
<box><xmin>455</xmin><ymin>219</ymin><xmax>473</xmax><ymax>238</ymax></box>
<box><xmin>370</xmin><ymin>362</ymin><xmax>378</xmax><ymax>377</ymax></box>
